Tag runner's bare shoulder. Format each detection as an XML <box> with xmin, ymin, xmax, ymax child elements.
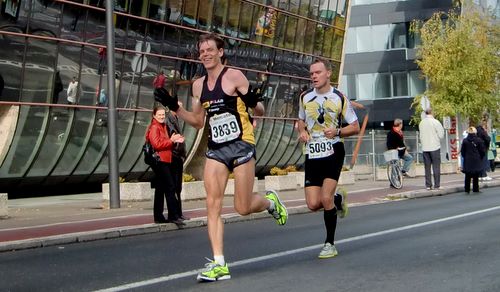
<box><xmin>192</xmin><ymin>76</ymin><xmax>206</xmax><ymax>99</ymax></box>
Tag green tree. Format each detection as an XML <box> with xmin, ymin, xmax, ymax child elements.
<box><xmin>411</xmin><ymin>3</ymin><xmax>500</xmax><ymax>125</ymax></box>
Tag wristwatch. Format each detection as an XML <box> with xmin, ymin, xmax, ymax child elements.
<box><xmin>337</xmin><ymin>128</ymin><xmax>341</xmax><ymax>137</ymax></box>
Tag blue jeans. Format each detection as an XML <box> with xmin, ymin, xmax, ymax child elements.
<box><xmin>401</xmin><ymin>152</ymin><xmax>413</xmax><ymax>173</ymax></box>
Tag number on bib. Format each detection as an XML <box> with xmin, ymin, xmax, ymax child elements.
<box><xmin>307</xmin><ymin>137</ymin><xmax>335</xmax><ymax>159</ymax></box>
<box><xmin>209</xmin><ymin>113</ymin><xmax>241</xmax><ymax>144</ymax></box>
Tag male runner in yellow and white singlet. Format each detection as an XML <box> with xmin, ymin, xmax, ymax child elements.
<box><xmin>298</xmin><ymin>58</ymin><xmax>359</xmax><ymax>259</ymax></box>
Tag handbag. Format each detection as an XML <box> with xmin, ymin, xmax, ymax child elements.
<box><xmin>143</xmin><ymin>141</ymin><xmax>160</xmax><ymax>166</ymax></box>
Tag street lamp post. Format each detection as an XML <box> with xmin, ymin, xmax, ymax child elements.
<box><xmin>106</xmin><ymin>0</ymin><xmax>120</xmax><ymax>208</ymax></box>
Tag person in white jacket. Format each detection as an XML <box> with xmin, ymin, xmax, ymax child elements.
<box><xmin>66</xmin><ymin>77</ymin><xmax>78</xmax><ymax>104</ymax></box>
<box><xmin>419</xmin><ymin>108</ymin><xmax>445</xmax><ymax>190</ymax></box>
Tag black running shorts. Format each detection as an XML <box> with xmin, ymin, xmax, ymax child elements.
<box><xmin>206</xmin><ymin>140</ymin><xmax>256</xmax><ymax>171</ymax></box>
<box><xmin>304</xmin><ymin>142</ymin><xmax>345</xmax><ymax>187</ymax></box>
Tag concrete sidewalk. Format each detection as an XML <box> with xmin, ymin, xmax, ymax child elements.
<box><xmin>1</xmin><ymin>173</ymin><xmax>499</xmax><ymax>252</ymax></box>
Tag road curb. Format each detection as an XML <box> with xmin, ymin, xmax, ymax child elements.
<box><xmin>388</xmin><ymin>180</ymin><xmax>500</xmax><ymax>199</ymax></box>
<box><xmin>1</xmin><ymin>182</ymin><xmax>499</xmax><ymax>253</ymax></box>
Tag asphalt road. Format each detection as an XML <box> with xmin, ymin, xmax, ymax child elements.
<box><xmin>1</xmin><ymin>188</ymin><xmax>499</xmax><ymax>292</ymax></box>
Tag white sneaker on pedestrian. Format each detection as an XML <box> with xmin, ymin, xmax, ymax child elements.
<box><xmin>318</xmin><ymin>243</ymin><xmax>338</xmax><ymax>259</ymax></box>
<box><xmin>484</xmin><ymin>176</ymin><xmax>492</xmax><ymax>181</ymax></box>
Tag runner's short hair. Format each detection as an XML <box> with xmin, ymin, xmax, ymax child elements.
<box><xmin>311</xmin><ymin>58</ymin><xmax>332</xmax><ymax>71</ymax></box>
<box><xmin>393</xmin><ymin>118</ymin><xmax>403</xmax><ymax>127</ymax></box>
<box><xmin>198</xmin><ymin>33</ymin><xmax>225</xmax><ymax>51</ymax></box>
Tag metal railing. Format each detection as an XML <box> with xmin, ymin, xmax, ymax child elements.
<box><xmin>343</xmin><ymin>129</ymin><xmax>424</xmax><ymax>181</ymax></box>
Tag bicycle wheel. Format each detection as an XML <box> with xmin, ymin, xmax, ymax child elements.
<box><xmin>387</xmin><ymin>161</ymin><xmax>403</xmax><ymax>189</ymax></box>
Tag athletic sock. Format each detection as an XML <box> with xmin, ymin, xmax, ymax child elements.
<box><xmin>334</xmin><ymin>193</ymin><xmax>343</xmax><ymax>211</ymax></box>
<box><xmin>324</xmin><ymin>208</ymin><xmax>338</xmax><ymax>245</ymax></box>
<box><xmin>214</xmin><ymin>255</ymin><xmax>225</xmax><ymax>266</ymax></box>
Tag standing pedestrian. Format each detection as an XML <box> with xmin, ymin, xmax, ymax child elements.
<box><xmin>66</xmin><ymin>76</ymin><xmax>78</xmax><ymax>105</ymax></box>
<box><xmin>154</xmin><ymin>33</ymin><xmax>288</xmax><ymax>282</ymax></box>
<box><xmin>460</xmin><ymin>127</ymin><xmax>486</xmax><ymax>193</ymax></box>
<box><xmin>297</xmin><ymin>58</ymin><xmax>359</xmax><ymax>259</ymax></box>
<box><xmin>476</xmin><ymin>119</ymin><xmax>492</xmax><ymax>181</ymax></box>
<box><xmin>165</xmin><ymin>109</ymin><xmax>188</xmax><ymax>220</ymax></box>
<box><xmin>418</xmin><ymin>108</ymin><xmax>445</xmax><ymax>190</ymax></box>
<box><xmin>386</xmin><ymin>118</ymin><xmax>414</xmax><ymax>178</ymax></box>
<box><xmin>98</xmin><ymin>47</ymin><xmax>106</xmax><ymax>75</ymax></box>
<box><xmin>145</xmin><ymin>105</ymin><xmax>185</xmax><ymax>225</ymax></box>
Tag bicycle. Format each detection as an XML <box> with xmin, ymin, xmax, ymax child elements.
<box><xmin>384</xmin><ymin>149</ymin><xmax>403</xmax><ymax>189</ymax></box>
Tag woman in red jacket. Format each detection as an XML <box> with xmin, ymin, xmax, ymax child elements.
<box><xmin>146</xmin><ymin>105</ymin><xmax>185</xmax><ymax>224</ymax></box>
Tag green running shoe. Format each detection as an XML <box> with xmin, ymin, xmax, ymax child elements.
<box><xmin>197</xmin><ymin>260</ymin><xmax>231</xmax><ymax>282</ymax></box>
<box><xmin>265</xmin><ymin>190</ymin><xmax>288</xmax><ymax>225</ymax></box>
<box><xmin>318</xmin><ymin>243</ymin><xmax>338</xmax><ymax>259</ymax></box>
<box><xmin>335</xmin><ymin>188</ymin><xmax>349</xmax><ymax>218</ymax></box>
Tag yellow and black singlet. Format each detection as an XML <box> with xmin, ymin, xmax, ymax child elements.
<box><xmin>200</xmin><ymin>67</ymin><xmax>255</xmax><ymax>149</ymax></box>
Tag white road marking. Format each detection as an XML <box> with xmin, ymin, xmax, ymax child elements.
<box><xmin>94</xmin><ymin>205</ymin><xmax>500</xmax><ymax>292</ymax></box>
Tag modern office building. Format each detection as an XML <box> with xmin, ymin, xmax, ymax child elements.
<box><xmin>338</xmin><ymin>0</ymin><xmax>498</xmax><ymax>167</ymax></box>
<box><xmin>339</xmin><ymin>0</ymin><xmax>457</xmax><ymax>128</ymax></box>
<box><xmin>0</xmin><ymin>0</ymin><xmax>350</xmax><ymax>196</ymax></box>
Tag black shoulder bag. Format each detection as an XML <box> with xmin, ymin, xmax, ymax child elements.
<box><xmin>143</xmin><ymin>126</ymin><xmax>160</xmax><ymax>166</ymax></box>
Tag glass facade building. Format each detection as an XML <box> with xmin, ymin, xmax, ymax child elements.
<box><xmin>339</xmin><ymin>0</ymin><xmax>455</xmax><ymax>127</ymax></box>
<box><xmin>0</xmin><ymin>0</ymin><xmax>350</xmax><ymax>195</ymax></box>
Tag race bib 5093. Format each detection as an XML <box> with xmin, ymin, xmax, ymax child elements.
<box><xmin>307</xmin><ymin>137</ymin><xmax>335</xmax><ymax>159</ymax></box>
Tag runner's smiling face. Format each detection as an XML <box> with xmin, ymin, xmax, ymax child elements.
<box><xmin>198</xmin><ymin>40</ymin><xmax>223</xmax><ymax>70</ymax></box>
<box><xmin>310</xmin><ymin>62</ymin><xmax>331</xmax><ymax>90</ymax></box>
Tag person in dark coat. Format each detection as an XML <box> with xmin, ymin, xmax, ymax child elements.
<box><xmin>461</xmin><ymin>127</ymin><xmax>486</xmax><ymax>193</ymax></box>
<box><xmin>476</xmin><ymin>119</ymin><xmax>492</xmax><ymax>180</ymax></box>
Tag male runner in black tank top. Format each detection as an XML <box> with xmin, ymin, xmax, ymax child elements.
<box><xmin>163</xmin><ymin>33</ymin><xmax>288</xmax><ymax>282</ymax></box>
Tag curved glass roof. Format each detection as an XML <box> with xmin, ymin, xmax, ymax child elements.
<box><xmin>0</xmin><ymin>0</ymin><xmax>349</xmax><ymax>194</ymax></box>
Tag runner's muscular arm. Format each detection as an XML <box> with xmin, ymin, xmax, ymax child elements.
<box><xmin>175</xmin><ymin>78</ymin><xmax>206</xmax><ymax>129</ymax></box>
<box><xmin>339</xmin><ymin>121</ymin><xmax>360</xmax><ymax>138</ymax></box>
<box><xmin>228</xmin><ymin>69</ymin><xmax>265</xmax><ymax>116</ymax></box>
<box><xmin>324</xmin><ymin>121</ymin><xmax>360</xmax><ymax>139</ymax></box>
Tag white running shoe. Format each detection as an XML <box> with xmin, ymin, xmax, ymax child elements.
<box><xmin>318</xmin><ymin>243</ymin><xmax>338</xmax><ymax>259</ymax></box>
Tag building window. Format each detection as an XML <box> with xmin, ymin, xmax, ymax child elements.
<box><xmin>345</xmin><ymin>27</ymin><xmax>356</xmax><ymax>54</ymax></box>
<box><xmin>357</xmin><ymin>73</ymin><xmax>373</xmax><ymax>100</ymax></box>
<box><xmin>346</xmin><ymin>23</ymin><xmax>412</xmax><ymax>53</ymax></box>
<box><xmin>352</xmin><ymin>0</ymin><xmax>408</xmax><ymax>5</ymax></box>
<box><xmin>344</xmin><ymin>71</ymin><xmax>421</xmax><ymax>100</ymax></box>
<box><xmin>373</xmin><ymin>24</ymin><xmax>391</xmax><ymax>50</ymax></box>
<box><xmin>340</xmin><ymin>75</ymin><xmax>357</xmax><ymax>100</ymax></box>
<box><xmin>409</xmin><ymin>70</ymin><xmax>426</xmax><ymax>96</ymax></box>
<box><xmin>389</xmin><ymin>23</ymin><xmax>407</xmax><ymax>49</ymax></box>
<box><xmin>392</xmin><ymin>72</ymin><xmax>408</xmax><ymax>97</ymax></box>
<box><xmin>356</xmin><ymin>26</ymin><xmax>372</xmax><ymax>52</ymax></box>
<box><xmin>374</xmin><ymin>73</ymin><xmax>391</xmax><ymax>98</ymax></box>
